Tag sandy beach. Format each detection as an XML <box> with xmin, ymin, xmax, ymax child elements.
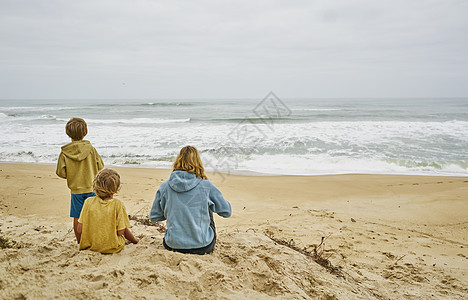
<box><xmin>0</xmin><ymin>163</ymin><xmax>467</xmax><ymax>299</ymax></box>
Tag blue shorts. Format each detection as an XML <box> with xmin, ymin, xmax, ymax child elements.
<box><xmin>70</xmin><ymin>192</ymin><xmax>96</xmax><ymax>218</ymax></box>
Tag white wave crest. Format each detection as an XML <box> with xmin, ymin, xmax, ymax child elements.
<box><xmin>86</xmin><ymin>118</ymin><xmax>191</xmax><ymax>125</ymax></box>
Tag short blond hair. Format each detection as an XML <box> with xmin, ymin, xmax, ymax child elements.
<box><xmin>93</xmin><ymin>169</ymin><xmax>121</xmax><ymax>199</ymax></box>
<box><xmin>66</xmin><ymin>118</ymin><xmax>88</xmax><ymax>140</ymax></box>
<box><xmin>173</xmin><ymin>145</ymin><xmax>208</xmax><ymax>180</ymax></box>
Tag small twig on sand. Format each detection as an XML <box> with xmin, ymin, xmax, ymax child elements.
<box><xmin>128</xmin><ymin>215</ymin><xmax>166</xmax><ymax>233</ymax></box>
<box><xmin>266</xmin><ymin>233</ymin><xmax>344</xmax><ymax>278</ymax></box>
<box><xmin>61</xmin><ymin>228</ymin><xmax>73</xmax><ymax>241</ymax></box>
<box><xmin>394</xmin><ymin>255</ymin><xmax>406</xmax><ymax>265</ymax></box>
<box><xmin>132</xmin><ymin>207</ymin><xmax>147</xmax><ymax>217</ymax></box>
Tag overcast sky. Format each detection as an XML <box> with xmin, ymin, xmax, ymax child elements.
<box><xmin>0</xmin><ymin>0</ymin><xmax>467</xmax><ymax>99</ymax></box>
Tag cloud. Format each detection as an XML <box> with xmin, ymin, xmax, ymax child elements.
<box><xmin>0</xmin><ymin>0</ymin><xmax>467</xmax><ymax>98</ymax></box>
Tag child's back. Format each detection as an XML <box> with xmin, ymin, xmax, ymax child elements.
<box><xmin>77</xmin><ymin>168</ymin><xmax>138</xmax><ymax>253</ymax></box>
<box><xmin>56</xmin><ymin>139</ymin><xmax>103</xmax><ymax>194</ymax></box>
<box><xmin>78</xmin><ymin>196</ymin><xmax>129</xmax><ymax>254</ymax></box>
<box><xmin>150</xmin><ymin>145</ymin><xmax>231</xmax><ymax>255</ymax></box>
<box><xmin>56</xmin><ymin>117</ymin><xmax>104</xmax><ymax>243</ymax></box>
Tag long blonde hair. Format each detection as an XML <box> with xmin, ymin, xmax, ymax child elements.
<box><xmin>173</xmin><ymin>145</ymin><xmax>208</xmax><ymax>179</ymax></box>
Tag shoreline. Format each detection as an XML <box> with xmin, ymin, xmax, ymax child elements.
<box><xmin>1</xmin><ymin>160</ymin><xmax>466</xmax><ymax>178</ymax></box>
<box><xmin>1</xmin><ymin>162</ymin><xmax>467</xmax><ymax>299</ymax></box>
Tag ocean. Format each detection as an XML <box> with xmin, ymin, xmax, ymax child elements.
<box><xmin>1</xmin><ymin>95</ymin><xmax>467</xmax><ymax>177</ymax></box>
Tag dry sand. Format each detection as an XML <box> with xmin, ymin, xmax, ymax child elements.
<box><xmin>0</xmin><ymin>163</ymin><xmax>467</xmax><ymax>299</ymax></box>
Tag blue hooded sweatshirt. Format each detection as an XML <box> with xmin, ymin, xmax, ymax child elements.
<box><xmin>150</xmin><ymin>170</ymin><xmax>232</xmax><ymax>249</ymax></box>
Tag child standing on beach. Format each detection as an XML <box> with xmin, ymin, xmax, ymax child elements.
<box><xmin>150</xmin><ymin>145</ymin><xmax>231</xmax><ymax>255</ymax></box>
<box><xmin>77</xmin><ymin>168</ymin><xmax>139</xmax><ymax>253</ymax></box>
<box><xmin>56</xmin><ymin>117</ymin><xmax>104</xmax><ymax>242</ymax></box>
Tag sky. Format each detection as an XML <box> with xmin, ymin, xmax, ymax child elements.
<box><xmin>0</xmin><ymin>0</ymin><xmax>467</xmax><ymax>99</ymax></box>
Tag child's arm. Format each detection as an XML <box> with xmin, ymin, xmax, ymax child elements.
<box><xmin>76</xmin><ymin>222</ymin><xmax>82</xmax><ymax>243</ymax></box>
<box><xmin>95</xmin><ymin>150</ymin><xmax>104</xmax><ymax>171</ymax></box>
<box><xmin>56</xmin><ymin>153</ymin><xmax>67</xmax><ymax>178</ymax></box>
<box><xmin>149</xmin><ymin>189</ymin><xmax>166</xmax><ymax>222</ymax></box>
<box><xmin>117</xmin><ymin>228</ymin><xmax>139</xmax><ymax>244</ymax></box>
<box><xmin>116</xmin><ymin>201</ymin><xmax>138</xmax><ymax>244</ymax></box>
<box><xmin>208</xmin><ymin>183</ymin><xmax>232</xmax><ymax>218</ymax></box>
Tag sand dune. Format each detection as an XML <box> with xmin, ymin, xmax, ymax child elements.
<box><xmin>1</xmin><ymin>163</ymin><xmax>467</xmax><ymax>299</ymax></box>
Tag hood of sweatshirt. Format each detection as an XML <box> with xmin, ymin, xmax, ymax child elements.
<box><xmin>61</xmin><ymin>140</ymin><xmax>93</xmax><ymax>161</ymax></box>
<box><xmin>168</xmin><ymin>170</ymin><xmax>202</xmax><ymax>193</ymax></box>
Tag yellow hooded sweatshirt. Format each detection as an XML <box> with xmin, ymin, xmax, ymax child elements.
<box><xmin>56</xmin><ymin>140</ymin><xmax>104</xmax><ymax>194</ymax></box>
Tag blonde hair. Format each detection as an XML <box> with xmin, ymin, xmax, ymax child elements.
<box><xmin>173</xmin><ymin>146</ymin><xmax>208</xmax><ymax>179</ymax></box>
<box><xmin>66</xmin><ymin>118</ymin><xmax>88</xmax><ymax>140</ymax></box>
<box><xmin>93</xmin><ymin>169</ymin><xmax>121</xmax><ymax>199</ymax></box>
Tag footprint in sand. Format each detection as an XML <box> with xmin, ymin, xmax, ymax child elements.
<box><xmin>92</xmin><ymin>274</ymin><xmax>106</xmax><ymax>282</ymax></box>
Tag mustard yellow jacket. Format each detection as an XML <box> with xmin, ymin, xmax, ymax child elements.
<box><xmin>56</xmin><ymin>140</ymin><xmax>104</xmax><ymax>194</ymax></box>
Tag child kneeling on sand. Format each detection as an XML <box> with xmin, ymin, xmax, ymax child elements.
<box><xmin>77</xmin><ymin>169</ymin><xmax>138</xmax><ymax>253</ymax></box>
<box><xmin>150</xmin><ymin>145</ymin><xmax>231</xmax><ymax>255</ymax></box>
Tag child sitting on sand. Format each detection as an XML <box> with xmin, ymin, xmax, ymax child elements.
<box><xmin>56</xmin><ymin>117</ymin><xmax>104</xmax><ymax>243</ymax></box>
<box><xmin>77</xmin><ymin>168</ymin><xmax>139</xmax><ymax>253</ymax></box>
<box><xmin>150</xmin><ymin>145</ymin><xmax>231</xmax><ymax>255</ymax></box>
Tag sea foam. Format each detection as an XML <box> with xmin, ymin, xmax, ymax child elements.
<box><xmin>0</xmin><ymin>98</ymin><xmax>467</xmax><ymax>176</ymax></box>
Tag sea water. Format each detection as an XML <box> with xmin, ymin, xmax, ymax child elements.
<box><xmin>0</xmin><ymin>96</ymin><xmax>467</xmax><ymax>176</ymax></box>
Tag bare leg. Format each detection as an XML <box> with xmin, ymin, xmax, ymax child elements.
<box><xmin>73</xmin><ymin>218</ymin><xmax>80</xmax><ymax>243</ymax></box>
<box><xmin>124</xmin><ymin>228</ymin><xmax>139</xmax><ymax>244</ymax></box>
